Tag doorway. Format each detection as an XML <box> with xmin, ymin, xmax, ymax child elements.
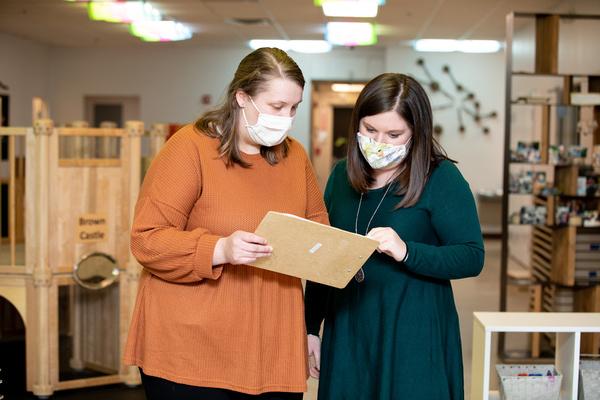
<box><xmin>310</xmin><ymin>81</ymin><xmax>366</xmax><ymax>190</ymax></box>
<box><xmin>84</xmin><ymin>96</ymin><xmax>140</xmax><ymax>128</ymax></box>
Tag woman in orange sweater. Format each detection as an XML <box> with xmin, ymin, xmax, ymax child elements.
<box><xmin>124</xmin><ymin>47</ymin><xmax>328</xmax><ymax>400</ymax></box>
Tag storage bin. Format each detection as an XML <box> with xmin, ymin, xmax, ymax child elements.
<box><xmin>496</xmin><ymin>364</ymin><xmax>562</xmax><ymax>400</ymax></box>
<box><xmin>579</xmin><ymin>358</ymin><xmax>600</xmax><ymax>400</ymax></box>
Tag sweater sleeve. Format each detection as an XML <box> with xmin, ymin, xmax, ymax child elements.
<box><xmin>304</xmin><ymin>160</ymin><xmax>340</xmax><ymax>335</ymax></box>
<box><xmin>402</xmin><ymin>161</ymin><xmax>484</xmax><ymax>280</ymax></box>
<box><xmin>130</xmin><ymin>130</ymin><xmax>223</xmax><ymax>283</ymax></box>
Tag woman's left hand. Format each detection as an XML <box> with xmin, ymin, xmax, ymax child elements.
<box><xmin>366</xmin><ymin>227</ymin><xmax>407</xmax><ymax>262</ymax></box>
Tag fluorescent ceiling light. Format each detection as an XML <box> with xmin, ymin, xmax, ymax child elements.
<box><xmin>413</xmin><ymin>39</ymin><xmax>457</xmax><ymax>52</ymax></box>
<box><xmin>457</xmin><ymin>40</ymin><xmax>502</xmax><ymax>53</ymax></box>
<box><xmin>315</xmin><ymin>0</ymin><xmax>385</xmax><ymax>5</ymax></box>
<box><xmin>249</xmin><ymin>40</ymin><xmax>290</xmax><ymax>50</ymax></box>
<box><xmin>331</xmin><ymin>83</ymin><xmax>365</xmax><ymax>92</ymax></box>
<box><xmin>322</xmin><ymin>0</ymin><xmax>379</xmax><ymax>18</ymax></box>
<box><xmin>413</xmin><ymin>39</ymin><xmax>502</xmax><ymax>53</ymax></box>
<box><xmin>289</xmin><ymin>40</ymin><xmax>332</xmax><ymax>53</ymax></box>
<box><xmin>326</xmin><ymin>22</ymin><xmax>377</xmax><ymax>46</ymax></box>
<box><xmin>88</xmin><ymin>1</ymin><xmax>161</xmax><ymax>23</ymax></box>
<box><xmin>249</xmin><ymin>40</ymin><xmax>332</xmax><ymax>54</ymax></box>
<box><xmin>130</xmin><ymin>21</ymin><xmax>192</xmax><ymax>42</ymax></box>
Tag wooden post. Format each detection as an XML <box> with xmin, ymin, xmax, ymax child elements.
<box><xmin>535</xmin><ymin>15</ymin><xmax>560</xmax><ymax>74</ymax></box>
<box><xmin>575</xmin><ymin>286</ymin><xmax>600</xmax><ymax>354</ymax></box>
<box><xmin>71</xmin><ymin>120</ymin><xmax>89</xmax><ymax>160</ymax></box>
<box><xmin>540</xmin><ymin>104</ymin><xmax>550</xmax><ymax>164</ymax></box>
<box><xmin>122</xmin><ymin>120</ymin><xmax>143</xmax><ymax>386</ymax></box>
<box><xmin>149</xmin><ymin>123</ymin><xmax>167</xmax><ymax>158</ymax></box>
<box><xmin>529</xmin><ymin>284</ymin><xmax>542</xmax><ymax>357</ymax></box>
<box><xmin>552</xmin><ymin>227</ymin><xmax>576</xmax><ymax>286</ymax></box>
<box><xmin>9</xmin><ymin>135</ymin><xmax>16</xmax><ymax>266</ymax></box>
<box><xmin>30</xmin><ymin>118</ymin><xmax>54</xmax><ymax>397</ymax></box>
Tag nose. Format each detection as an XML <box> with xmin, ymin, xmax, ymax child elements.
<box><xmin>374</xmin><ymin>132</ymin><xmax>386</xmax><ymax>143</ymax></box>
<box><xmin>282</xmin><ymin>107</ymin><xmax>296</xmax><ymax>118</ymax></box>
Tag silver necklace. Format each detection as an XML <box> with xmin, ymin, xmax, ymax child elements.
<box><xmin>353</xmin><ymin>182</ymin><xmax>393</xmax><ymax>283</ymax></box>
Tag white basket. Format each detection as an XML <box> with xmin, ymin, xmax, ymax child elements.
<box><xmin>496</xmin><ymin>364</ymin><xmax>562</xmax><ymax>400</ymax></box>
<box><xmin>579</xmin><ymin>358</ymin><xmax>600</xmax><ymax>400</ymax></box>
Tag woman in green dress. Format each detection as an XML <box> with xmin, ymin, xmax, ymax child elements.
<box><xmin>304</xmin><ymin>73</ymin><xmax>484</xmax><ymax>400</ymax></box>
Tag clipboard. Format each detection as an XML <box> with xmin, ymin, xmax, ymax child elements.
<box><xmin>249</xmin><ymin>211</ymin><xmax>379</xmax><ymax>288</ymax></box>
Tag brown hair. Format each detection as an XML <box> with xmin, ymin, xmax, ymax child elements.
<box><xmin>347</xmin><ymin>73</ymin><xmax>450</xmax><ymax>208</ymax></box>
<box><xmin>194</xmin><ymin>47</ymin><xmax>305</xmax><ymax>167</ymax></box>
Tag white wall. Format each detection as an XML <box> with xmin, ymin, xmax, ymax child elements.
<box><xmin>47</xmin><ymin>45</ymin><xmax>385</xmax><ymax>150</ymax></box>
<box><xmin>0</xmin><ymin>33</ymin><xmax>50</xmax><ymax>125</ymax></box>
<box><xmin>385</xmin><ymin>46</ymin><xmax>505</xmax><ymax>195</ymax></box>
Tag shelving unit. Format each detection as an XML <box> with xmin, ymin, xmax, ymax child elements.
<box><xmin>470</xmin><ymin>312</ymin><xmax>600</xmax><ymax>400</ymax></box>
<box><xmin>500</xmin><ymin>11</ymin><xmax>600</xmax><ymax>357</ymax></box>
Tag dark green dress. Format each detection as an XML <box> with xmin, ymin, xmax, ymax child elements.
<box><xmin>305</xmin><ymin>159</ymin><xmax>484</xmax><ymax>400</ymax></box>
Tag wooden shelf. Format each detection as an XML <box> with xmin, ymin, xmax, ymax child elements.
<box><xmin>474</xmin><ymin>312</ymin><xmax>600</xmax><ymax>331</ymax></box>
<box><xmin>501</xmin><ymin>10</ymin><xmax>600</xmax><ymax>371</ymax></box>
<box><xmin>470</xmin><ymin>312</ymin><xmax>600</xmax><ymax>400</ymax></box>
<box><xmin>509</xmin><ymin>161</ymin><xmax>544</xmax><ymax>165</ymax></box>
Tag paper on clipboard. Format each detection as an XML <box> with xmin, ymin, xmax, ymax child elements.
<box><xmin>249</xmin><ymin>211</ymin><xmax>379</xmax><ymax>288</ymax></box>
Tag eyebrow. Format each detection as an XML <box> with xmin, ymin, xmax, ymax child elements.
<box><xmin>269</xmin><ymin>100</ymin><xmax>303</xmax><ymax>106</ymax></box>
<box><xmin>363</xmin><ymin>121</ymin><xmax>405</xmax><ymax>134</ymax></box>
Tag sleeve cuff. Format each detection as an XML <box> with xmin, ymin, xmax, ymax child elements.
<box><xmin>403</xmin><ymin>241</ymin><xmax>418</xmax><ymax>270</ymax></box>
<box><xmin>306</xmin><ymin>320</ymin><xmax>321</xmax><ymax>336</ymax></box>
<box><xmin>195</xmin><ymin>233</ymin><xmax>224</xmax><ymax>280</ymax></box>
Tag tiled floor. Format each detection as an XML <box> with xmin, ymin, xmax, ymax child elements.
<box><xmin>4</xmin><ymin>239</ymin><xmax>529</xmax><ymax>400</ymax></box>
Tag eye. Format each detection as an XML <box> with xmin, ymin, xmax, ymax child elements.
<box><xmin>389</xmin><ymin>133</ymin><xmax>400</xmax><ymax>139</ymax></box>
<box><xmin>272</xmin><ymin>105</ymin><xmax>283</xmax><ymax>110</ymax></box>
<box><xmin>366</xmin><ymin>127</ymin><xmax>376</xmax><ymax>133</ymax></box>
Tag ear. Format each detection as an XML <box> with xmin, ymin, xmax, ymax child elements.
<box><xmin>235</xmin><ymin>90</ymin><xmax>248</xmax><ymax>108</ymax></box>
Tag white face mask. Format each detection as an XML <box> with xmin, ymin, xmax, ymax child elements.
<box><xmin>357</xmin><ymin>132</ymin><xmax>410</xmax><ymax>169</ymax></box>
<box><xmin>241</xmin><ymin>97</ymin><xmax>293</xmax><ymax>147</ymax></box>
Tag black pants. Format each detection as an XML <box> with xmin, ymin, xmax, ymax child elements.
<box><xmin>140</xmin><ymin>369</ymin><xmax>303</xmax><ymax>400</ymax></box>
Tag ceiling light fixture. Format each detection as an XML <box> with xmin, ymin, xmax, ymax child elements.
<box><xmin>88</xmin><ymin>1</ymin><xmax>161</xmax><ymax>23</ymax></box>
<box><xmin>314</xmin><ymin>0</ymin><xmax>385</xmax><ymax>5</ymax></box>
<box><xmin>457</xmin><ymin>40</ymin><xmax>503</xmax><ymax>53</ymax></box>
<box><xmin>322</xmin><ymin>0</ymin><xmax>379</xmax><ymax>18</ymax></box>
<box><xmin>326</xmin><ymin>22</ymin><xmax>377</xmax><ymax>46</ymax></box>
<box><xmin>249</xmin><ymin>40</ymin><xmax>290</xmax><ymax>50</ymax></box>
<box><xmin>413</xmin><ymin>39</ymin><xmax>457</xmax><ymax>52</ymax></box>
<box><xmin>331</xmin><ymin>83</ymin><xmax>365</xmax><ymax>92</ymax></box>
<box><xmin>289</xmin><ymin>40</ymin><xmax>332</xmax><ymax>53</ymax></box>
<box><xmin>413</xmin><ymin>39</ymin><xmax>502</xmax><ymax>53</ymax></box>
<box><xmin>130</xmin><ymin>21</ymin><xmax>192</xmax><ymax>42</ymax></box>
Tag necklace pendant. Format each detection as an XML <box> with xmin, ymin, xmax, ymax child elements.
<box><xmin>354</xmin><ymin>268</ymin><xmax>365</xmax><ymax>283</ymax></box>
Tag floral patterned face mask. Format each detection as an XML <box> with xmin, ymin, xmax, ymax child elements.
<box><xmin>356</xmin><ymin>132</ymin><xmax>410</xmax><ymax>169</ymax></box>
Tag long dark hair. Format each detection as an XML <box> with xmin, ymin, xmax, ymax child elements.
<box><xmin>194</xmin><ymin>47</ymin><xmax>305</xmax><ymax>167</ymax></box>
<box><xmin>347</xmin><ymin>73</ymin><xmax>450</xmax><ymax>208</ymax></box>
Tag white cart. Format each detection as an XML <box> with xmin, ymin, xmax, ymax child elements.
<box><xmin>470</xmin><ymin>312</ymin><xmax>600</xmax><ymax>400</ymax></box>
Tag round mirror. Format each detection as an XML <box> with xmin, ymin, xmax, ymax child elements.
<box><xmin>73</xmin><ymin>252</ymin><xmax>119</xmax><ymax>290</ymax></box>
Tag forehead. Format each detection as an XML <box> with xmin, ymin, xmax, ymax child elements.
<box><xmin>362</xmin><ymin>110</ymin><xmax>410</xmax><ymax>131</ymax></box>
<box><xmin>255</xmin><ymin>77</ymin><xmax>303</xmax><ymax>103</ymax></box>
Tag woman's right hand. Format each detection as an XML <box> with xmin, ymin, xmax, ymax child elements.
<box><xmin>212</xmin><ymin>231</ymin><xmax>272</xmax><ymax>266</ymax></box>
<box><xmin>307</xmin><ymin>334</ymin><xmax>321</xmax><ymax>379</ymax></box>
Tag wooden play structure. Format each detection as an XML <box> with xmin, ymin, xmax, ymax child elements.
<box><xmin>0</xmin><ymin>119</ymin><xmax>167</xmax><ymax>397</ymax></box>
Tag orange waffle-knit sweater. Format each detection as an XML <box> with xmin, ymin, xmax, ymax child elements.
<box><xmin>123</xmin><ymin>124</ymin><xmax>328</xmax><ymax>394</ymax></box>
